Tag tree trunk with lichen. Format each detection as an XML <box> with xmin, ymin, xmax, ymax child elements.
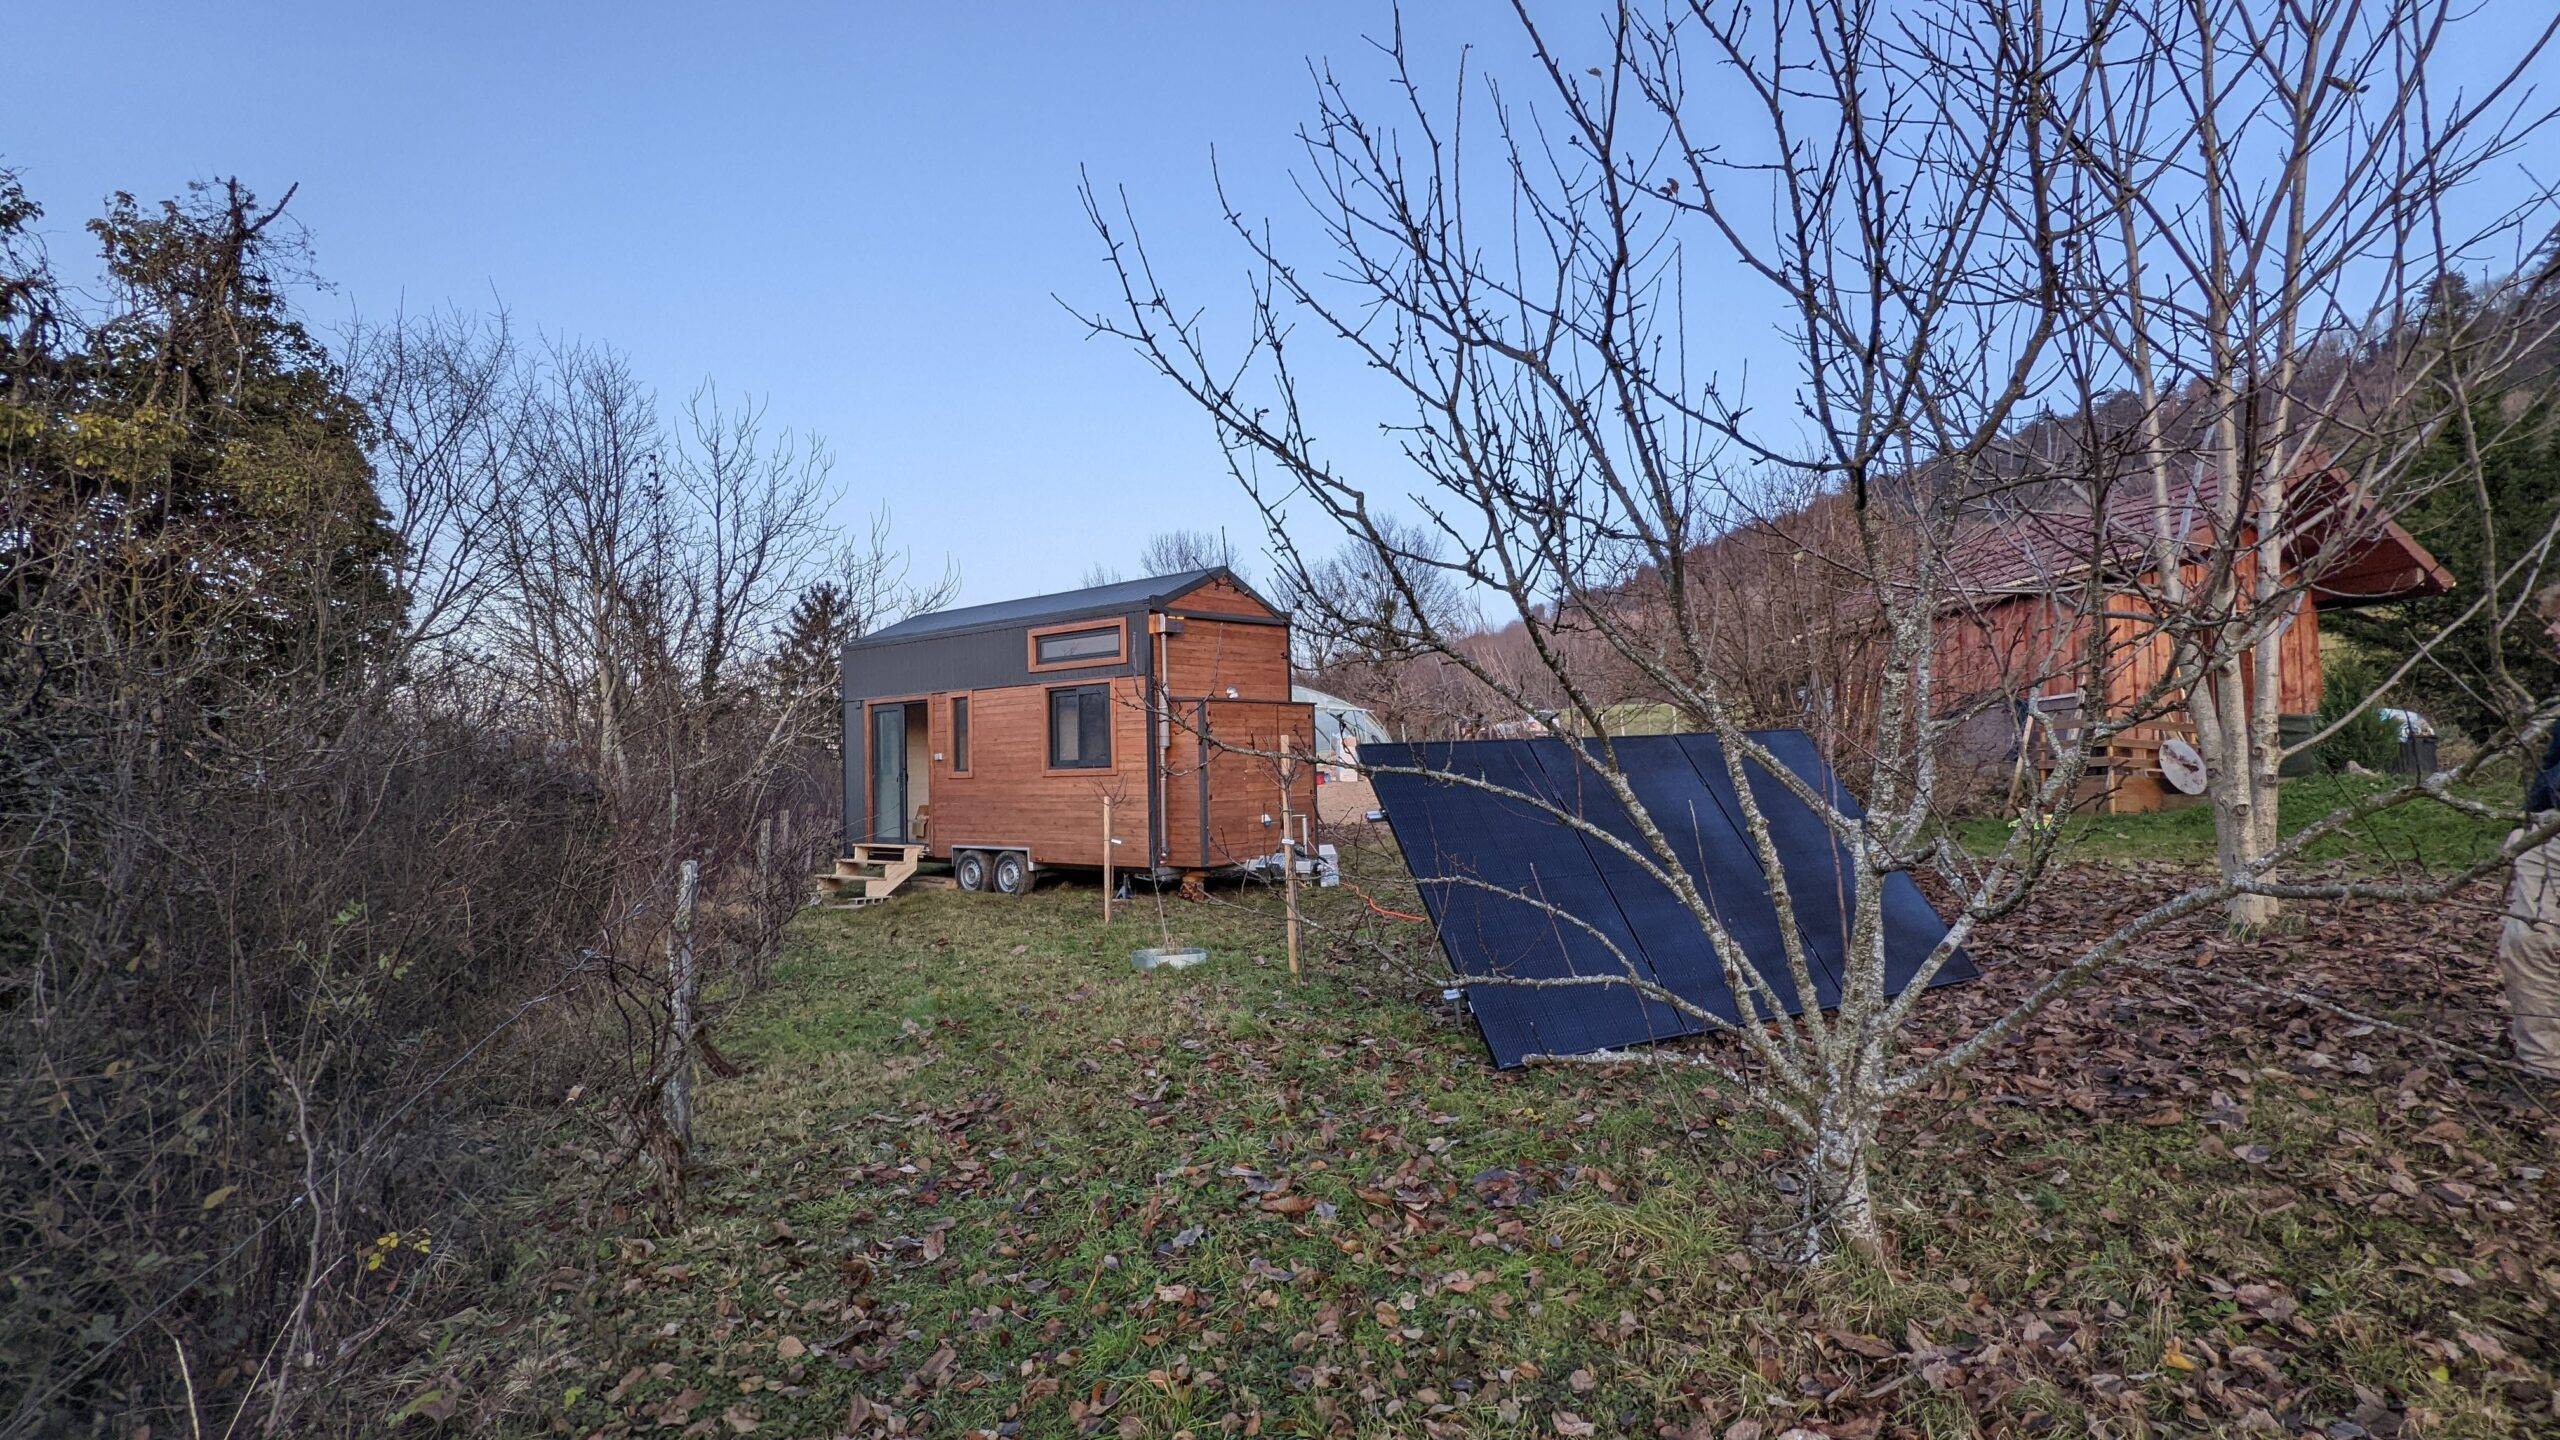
<box><xmin>1804</xmin><ymin>1093</ymin><xmax>1885</xmax><ymax>1264</ymax></box>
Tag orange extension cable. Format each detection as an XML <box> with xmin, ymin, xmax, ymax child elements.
<box><xmin>1343</xmin><ymin>877</ymin><xmax>1428</xmax><ymax>924</ymax></box>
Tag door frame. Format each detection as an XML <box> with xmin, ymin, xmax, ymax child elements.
<box><xmin>865</xmin><ymin>697</ymin><xmax>927</xmax><ymax>843</ymax></box>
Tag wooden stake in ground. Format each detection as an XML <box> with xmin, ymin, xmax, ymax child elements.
<box><xmin>754</xmin><ymin>815</ymin><xmax>776</xmax><ymax>982</ymax></box>
<box><xmin>664</xmin><ymin>859</ymin><xmax>700</xmax><ymax>1146</ymax></box>
<box><xmin>1101</xmin><ymin>793</ymin><xmax>1115</xmax><ymax>925</ymax></box>
<box><xmin>657</xmin><ymin>857</ymin><xmax>701</xmax><ymax>1220</ymax></box>
<box><xmin>1279</xmin><ymin>735</ymin><xmax>1300</xmax><ymax>978</ymax></box>
<box><xmin>2006</xmin><ymin>710</ymin><xmax>2041</xmax><ymax>817</ymax></box>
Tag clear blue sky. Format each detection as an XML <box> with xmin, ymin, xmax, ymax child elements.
<box><xmin>5</xmin><ymin>1</ymin><xmax>1497</xmax><ymax>602</ymax></box>
<box><xmin>7</xmin><ymin>4</ymin><xmax>2553</xmax><ymax>606</ymax></box>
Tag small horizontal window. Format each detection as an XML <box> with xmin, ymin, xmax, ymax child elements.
<box><xmin>1035</xmin><ymin>625</ymin><xmax>1123</xmax><ymax>666</ymax></box>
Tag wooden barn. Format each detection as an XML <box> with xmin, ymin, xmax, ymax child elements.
<box><xmin>833</xmin><ymin>568</ymin><xmax>1317</xmax><ymax>896</ymax></box>
<box><xmin>1933</xmin><ymin>467</ymin><xmax>2453</xmax><ymax>812</ymax></box>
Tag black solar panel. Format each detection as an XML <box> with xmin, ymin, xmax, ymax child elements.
<box><xmin>1708</xmin><ymin>731</ymin><xmax>1958</xmax><ymax>999</ymax></box>
<box><xmin>1373</xmin><ymin>741</ymin><xmax>1693</xmax><ymax>1059</ymax></box>
<box><xmin>1366</xmin><ymin>731</ymin><xmax>1974</xmax><ymax>1068</ymax></box>
<box><xmin>1594</xmin><ymin>737</ymin><xmax>1852</xmax><ymax>1012</ymax></box>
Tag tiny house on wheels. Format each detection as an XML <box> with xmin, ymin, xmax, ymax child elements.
<box><xmin>836</xmin><ymin>568</ymin><xmax>1317</xmax><ymax>895</ymax></box>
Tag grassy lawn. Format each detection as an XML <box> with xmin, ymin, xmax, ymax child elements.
<box><xmin>1954</xmin><ymin>771</ymin><xmax>2518</xmax><ymax>869</ymax></box>
<box><xmin>447</xmin><ymin>866</ymin><xmax>2559</xmax><ymax>1438</ymax></box>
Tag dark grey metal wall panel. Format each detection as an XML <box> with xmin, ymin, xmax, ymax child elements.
<box><xmin>841</xmin><ymin>691</ymin><xmax>867</xmax><ymax>845</ymax></box>
<box><xmin>841</xmin><ymin>608</ymin><xmax>1147</xmax><ymax>706</ymax></box>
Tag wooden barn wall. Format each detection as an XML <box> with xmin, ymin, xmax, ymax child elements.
<box><xmin>2277</xmin><ymin>597</ymin><xmax>2322</xmax><ymax>713</ymax></box>
<box><xmin>1931</xmin><ymin>561</ymin><xmax>2329</xmax><ymax>728</ymax></box>
<box><xmin>2100</xmin><ymin>591</ymin><xmax>2178</xmax><ymax>710</ymax></box>
<box><xmin>1933</xmin><ymin>595</ymin><xmax>2081</xmax><ymax>705</ymax></box>
<box><xmin>2149</xmin><ymin>553</ymin><xmax>2326</xmax><ymax>715</ymax></box>
<box><xmin>2100</xmin><ymin>559</ymin><xmax>2326</xmax><ymax>717</ymax></box>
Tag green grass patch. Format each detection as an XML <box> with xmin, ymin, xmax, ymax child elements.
<box><xmin>460</xmin><ymin>873</ymin><xmax>2557</xmax><ymax>1439</ymax></box>
<box><xmin>1955</xmin><ymin>771</ymin><xmax>2516</xmax><ymax>868</ymax></box>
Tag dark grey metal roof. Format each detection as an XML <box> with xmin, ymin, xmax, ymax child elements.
<box><xmin>854</xmin><ymin>567</ymin><xmax>1235</xmax><ymax>646</ymax></box>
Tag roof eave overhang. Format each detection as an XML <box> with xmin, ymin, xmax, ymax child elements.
<box><xmin>846</xmin><ymin>597</ymin><xmax>1148</xmax><ymax>651</ymax></box>
<box><xmin>2296</xmin><ymin>515</ymin><xmax>2456</xmax><ymax>612</ymax></box>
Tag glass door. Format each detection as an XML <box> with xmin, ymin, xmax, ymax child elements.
<box><xmin>870</xmin><ymin>703</ymin><xmax>908</xmax><ymax>842</ymax></box>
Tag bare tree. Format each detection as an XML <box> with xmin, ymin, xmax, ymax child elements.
<box><xmin>1077</xmin><ymin>0</ymin><xmax>2560</xmax><ymax>1259</ymax></box>
<box><xmin>2030</xmin><ymin>0</ymin><xmax>2560</xmax><ymax>927</ymax></box>
<box><xmin>772</xmin><ymin>507</ymin><xmax>962</xmax><ymax>753</ymax></box>
<box><xmin>339</xmin><ymin>306</ymin><xmax>526</xmax><ymax>666</ymax></box>
<box><xmin>0</xmin><ymin>182</ymin><xmax>615</xmax><ymax>1434</ymax></box>
<box><xmin>830</xmin><ymin>504</ymin><xmax>961</xmax><ymax>641</ymax></box>
<box><xmin>669</xmin><ymin>384</ymin><xmax>835</xmax><ymax>709</ymax></box>
<box><xmin>2</xmin><ymin>159</ymin><xmax>923</xmax><ymax>1427</ymax></box>
<box><xmin>1141</xmin><ymin>525</ymin><xmax>1249</xmax><ymax>578</ymax></box>
<box><xmin>1272</xmin><ymin>515</ymin><xmax>1468</xmax><ymax>670</ymax></box>
<box><xmin>1083</xmin><ymin>526</ymin><xmax>1253</xmax><ymax>588</ymax></box>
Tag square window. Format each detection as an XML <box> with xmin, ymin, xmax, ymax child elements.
<box><xmin>1048</xmin><ymin>685</ymin><xmax>1112</xmax><ymax>769</ymax></box>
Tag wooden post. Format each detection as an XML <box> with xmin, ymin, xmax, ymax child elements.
<box><xmin>756</xmin><ymin>815</ymin><xmax>774</xmax><ymax>911</ymax></box>
<box><xmin>1280</xmin><ymin>735</ymin><xmax>1300</xmax><ymax>978</ymax></box>
<box><xmin>663</xmin><ymin>859</ymin><xmax>701</xmax><ymax>1151</ymax></box>
<box><xmin>2007</xmin><ymin>709</ymin><xmax>2041</xmax><ymax>816</ymax></box>
<box><xmin>1101</xmin><ymin>794</ymin><xmax>1115</xmax><ymax>925</ymax></box>
<box><xmin>753</xmin><ymin>816</ymin><xmax>777</xmax><ymax>981</ymax></box>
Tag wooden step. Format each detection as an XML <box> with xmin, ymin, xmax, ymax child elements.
<box><xmin>813</xmin><ymin>891</ymin><xmax>896</xmax><ymax>910</ymax></box>
<box><xmin>812</xmin><ymin>844</ymin><xmax>926</xmax><ymax>904</ymax></box>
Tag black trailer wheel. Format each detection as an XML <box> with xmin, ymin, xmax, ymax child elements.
<box><xmin>954</xmin><ymin>850</ymin><xmax>989</xmax><ymax>892</ymax></box>
<box><xmin>992</xmin><ymin>851</ymin><xmax>1031</xmax><ymax>896</ymax></box>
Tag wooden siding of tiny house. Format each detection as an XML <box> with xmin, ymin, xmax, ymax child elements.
<box><xmin>1165</xmin><ymin>575</ymin><xmax>1278</xmax><ymax>619</ymax></box>
<box><xmin>1154</xmin><ymin>585</ymin><xmax>1314</xmax><ymax>867</ymax></box>
<box><xmin>876</xmin><ymin>676</ymin><xmax>1151</xmax><ymax>868</ymax></box>
<box><xmin>1161</xmin><ymin>697</ymin><xmax>1317</xmax><ymax>868</ymax></box>
<box><xmin>1162</xmin><ymin>614</ymin><xmax>1292</xmax><ymax>699</ymax></box>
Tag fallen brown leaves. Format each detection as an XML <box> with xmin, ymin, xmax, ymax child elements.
<box><xmin>1863</xmin><ymin>863</ymin><xmax>2560</xmax><ymax>1437</ymax></box>
<box><xmin>529</xmin><ymin>867</ymin><xmax>2556</xmax><ymax>1440</ymax></box>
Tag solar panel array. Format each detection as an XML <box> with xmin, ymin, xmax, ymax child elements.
<box><xmin>1363</xmin><ymin>731</ymin><xmax>1974</xmax><ymax>1068</ymax></box>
